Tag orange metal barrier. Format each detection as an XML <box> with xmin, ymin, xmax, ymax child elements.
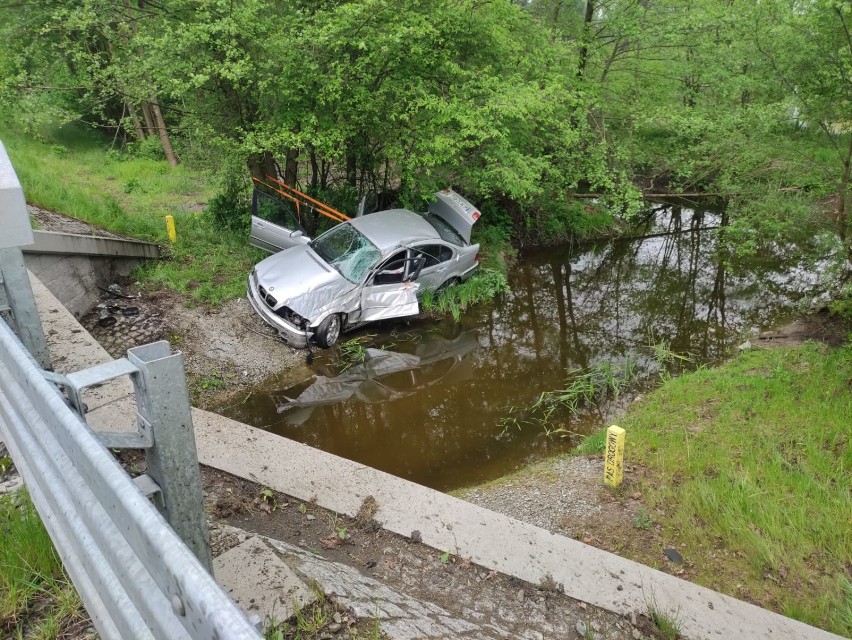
<box><xmin>252</xmin><ymin>176</ymin><xmax>350</xmax><ymax>224</ymax></box>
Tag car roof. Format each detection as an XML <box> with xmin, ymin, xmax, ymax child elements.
<box><xmin>348</xmin><ymin>209</ymin><xmax>440</xmax><ymax>253</ymax></box>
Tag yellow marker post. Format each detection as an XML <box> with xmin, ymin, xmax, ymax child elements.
<box><xmin>165</xmin><ymin>215</ymin><xmax>177</xmax><ymax>243</ymax></box>
<box><xmin>603</xmin><ymin>425</ymin><xmax>626</xmax><ymax>488</ymax></box>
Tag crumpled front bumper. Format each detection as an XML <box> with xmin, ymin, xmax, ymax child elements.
<box><xmin>247</xmin><ymin>275</ymin><xmax>311</xmax><ymax>348</ymax></box>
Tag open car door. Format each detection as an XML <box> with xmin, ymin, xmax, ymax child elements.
<box><xmin>250</xmin><ymin>177</ymin><xmax>351</xmax><ymax>253</ymax></box>
<box><xmin>250</xmin><ymin>216</ymin><xmax>309</xmax><ymax>253</ymax></box>
<box><xmin>249</xmin><ymin>188</ymin><xmax>311</xmax><ymax>253</ymax></box>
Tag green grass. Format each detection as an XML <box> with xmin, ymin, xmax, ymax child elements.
<box><xmin>0</xmin><ymin>490</ymin><xmax>89</xmax><ymax>638</ymax></box>
<box><xmin>263</xmin><ymin>590</ymin><xmax>386</xmax><ymax>639</ymax></box>
<box><xmin>617</xmin><ymin>342</ymin><xmax>852</xmax><ymax>635</ymax></box>
<box><xmin>420</xmin><ymin>268</ymin><xmax>510</xmax><ymax>321</ymax></box>
<box><xmin>1</xmin><ymin>122</ymin><xmax>264</xmax><ymax>305</ymax></box>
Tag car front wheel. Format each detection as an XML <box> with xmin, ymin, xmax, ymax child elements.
<box><xmin>315</xmin><ymin>313</ymin><xmax>342</xmax><ymax>348</ymax></box>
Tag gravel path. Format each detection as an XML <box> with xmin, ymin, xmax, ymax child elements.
<box><xmin>28</xmin><ymin>204</ymin><xmax>129</xmax><ymax>239</ymax></box>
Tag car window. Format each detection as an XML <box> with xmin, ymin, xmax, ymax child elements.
<box><xmin>417</xmin><ymin>244</ymin><xmax>453</xmax><ymax>268</ymax></box>
<box><xmin>310</xmin><ymin>223</ymin><xmax>380</xmax><ymax>283</ymax></box>
<box><xmin>422</xmin><ymin>213</ymin><xmax>465</xmax><ymax>246</ymax></box>
<box><xmin>254</xmin><ymin>189</ymin><xmax>300</xmax><ymax>230</ymax></box>
<box><xmin>373</xmin><ymin>250</ymin><xmax>409</xmax><ymax>285</ymax></box>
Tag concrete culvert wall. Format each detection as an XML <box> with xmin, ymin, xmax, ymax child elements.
<box><xmin>23</xmin><ymin>230</ymin><xmax>160</xmax><ymax>317</ymax></box>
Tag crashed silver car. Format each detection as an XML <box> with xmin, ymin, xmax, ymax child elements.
<box><xmin>248</xmin><ymin>189</ymin><xmax>481</xmax><ymax>348</ymax></box>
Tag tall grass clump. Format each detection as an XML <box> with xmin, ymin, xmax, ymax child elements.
<box><xmin>500</xmin><ymin>360</ymin><xmax>638</xmax><ymax>437</ymax></box>
<box><xmin>420</xmin><ymin>268</ymin><xmax>509</xmax><ymax>320</ymax></box>
<box><xmin>0</xmin><ymin>490</ymin><xmax>88</xmax><ymax>636</ymax></box>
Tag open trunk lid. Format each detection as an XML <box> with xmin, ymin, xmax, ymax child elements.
<box><xmin>428</xmin><ymin>189</ymin><xmax>481</xmax><ymax>244</ymax></box>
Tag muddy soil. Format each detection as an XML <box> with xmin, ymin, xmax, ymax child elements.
<box><xmin>81</xmin><ymin>286</ymin><xmax>306</xmax><ymax>406</ymax></box>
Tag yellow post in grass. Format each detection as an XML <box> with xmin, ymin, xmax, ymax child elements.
<box><xmin>165</xmin><ymin>215</ymin><xmax>177</xmax><ymax>243</ymax></box>
<box><xmin>603</xmin><ymin>425</ymin><xmax>626</xmax><ymax>488</ymax></box>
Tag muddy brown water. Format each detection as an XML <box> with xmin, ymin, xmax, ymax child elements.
<box><xmin>219</xmin><ymin>204</ymin><xmax>836</xmax><ymax>491</ymax></box>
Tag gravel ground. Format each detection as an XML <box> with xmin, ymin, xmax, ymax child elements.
<box><xmin>29</xmin><ymin>204</ymin><xmax>128</xmax><ymax>239</ymax></box>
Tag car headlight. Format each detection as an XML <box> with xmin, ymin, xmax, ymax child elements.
<box><xmin>275</xmin><ymin>305</ymin><xmax>309</xmax><ymax>329</ymax></box>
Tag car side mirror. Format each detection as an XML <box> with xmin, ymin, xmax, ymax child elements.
<box><xmin>289</xmin><ymin>230</ymin><xmax>303</xmax><ymax>238</ymax></box>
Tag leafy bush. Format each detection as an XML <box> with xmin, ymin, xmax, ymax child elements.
<box><xmin>128</xmin><ymin>136</ymin><xmax>166</xmax><ymax>161</ymax></box>
<box><xmin>207</xmin><ymin>166</ymin><xmax>251</xmax><ymax>232</ymax></box>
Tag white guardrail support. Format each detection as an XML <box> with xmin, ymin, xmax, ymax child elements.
<box><xmin>0</xmin><ymin>318</ymin><xmax>262</xmax><ymax>639</ymax></box>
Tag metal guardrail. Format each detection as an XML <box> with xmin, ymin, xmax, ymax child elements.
<box><xmin>0</xmin><ymin>318</ymin><xmax>262</xmax><ymax>639</ymax></box>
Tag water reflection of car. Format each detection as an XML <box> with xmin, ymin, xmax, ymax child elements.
<box><xmin>248</xmin><ymin>189</ymin><xmax>481</xmax><ymax>348</ymax></box>
<box><xmin>272</xmin><ymin>331</ymin><xmax>480</xmax><ymax>426</ymax></box>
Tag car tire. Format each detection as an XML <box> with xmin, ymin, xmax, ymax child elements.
<box><xmin>436</xmin><ymin>277</ymin><xmax>461</xmax><ymax>295</ymax></box>
<box><xmin>315</xmin><ymin>314</ymin><xmax>342</xmax><ymax>348</ymax></box>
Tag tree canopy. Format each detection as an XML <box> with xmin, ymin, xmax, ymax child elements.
<box><xmin>1</xmin><ymin>0</ymin><xmax>849</xmax><ymax>260</ymax></box>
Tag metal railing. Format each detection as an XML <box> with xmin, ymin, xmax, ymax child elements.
<box><xmin>0</xmin><ymin>318</ymin><xmax>262</xmax><ymax>639</ymax></box>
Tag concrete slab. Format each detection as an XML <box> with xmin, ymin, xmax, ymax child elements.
<box><xmin>214</xmin><ymin>536</ymin><xmax>317</xmax><ymax>625</ymax></box>
<box><xmin>25</xmin><ymin>230</ymin><xmax>160</xmax><ymax>259</ymax></box>
<box><xmin>0</xmin><ymin>475</ymin><xmax>23</xmax><ymax>496</ymax></box>
<box><xmin>226</xmin><ymin>528</ymin><xmax>496</xmax><ymax>639</ymax></box>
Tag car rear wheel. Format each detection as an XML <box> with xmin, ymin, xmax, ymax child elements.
<box><xmin>315</xmin><ymin>314</ymin><xmax>342</xmax><ymax>348</ymax></box>
<box><xmin>436</xmin><ymin>277</ymin><xmax>461</xmax><ymax>295</ymax></box>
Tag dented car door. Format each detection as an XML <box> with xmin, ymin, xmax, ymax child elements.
<box><xmin>358</xmin><ymin>249</ymin><xmax>422</xmax><ymax>322</ymax></box>
<box><xmin>360</xmin><ymin>282</ymin><xmax>420</xmax><ymax>321</ymax></box>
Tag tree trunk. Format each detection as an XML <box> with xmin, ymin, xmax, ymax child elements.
<box><xmin>309</xmin><ymin>147</ymin><xmax>319</xmax><ymax>190</ymax></box>
<box><xmin>148</xmin><ymin>97</ymin><xmax>179</xmax><ymax>166</ymax></box>
<box><xmin>127</xmin><ymin>102</ymin><xmax>145</xmax><ymax>140</ymax></box>
<box><xmin>246</xmin><ymin>151</ymin><xmax>278</xmax><ymax>182</ymax></box>
<box><xmin>838</xmin><ymin>133</ymin><xmax>852</xmax><ymax>272</ymax></box>
<box><xmin>284</xmin><ymin>148</ymin><xmax>298</xmax><ymax>186</ymax></box>
<box><xmin>577</xmin><ymin>0</ymin><xmax>595</xmax><ymax>78</ymax></box>
<box><xmin>838</xmin><ymin>133</ymin><xmax>852</xmax><ymax>242</ymax></box>
<box><xmin>346</xmin><ymin>152</ymin><xmax>357</xmax><ymax>188</ymax></box>
<box><xmin>140</xmin><ymin>101</ymin><xmax>156</xmax><ymax>136</ymax></box>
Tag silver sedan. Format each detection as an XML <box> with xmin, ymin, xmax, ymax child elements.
<box><xmin>248</xmin><ymin>189</ymin><xmax>481</xmax><ymax>348</ymax></box>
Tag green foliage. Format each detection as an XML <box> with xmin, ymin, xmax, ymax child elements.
<box><xmin>828</xmin><ymin>282</ymin><xmax>852</xmax><ymax>320</ymax></box>
<box><xmin>647</xmin><ymin>605</ymin><xmax>682</xmax><ymax>640</ymax></box>
<box><xmin>336</xmin><ymin>335</ymin><xmax>377</xmax><ymax>373</ymax></box>
<box><xmin>2</xmin><ymin>0</ymin><xmax>851</xmax><ymax>294</ymax></box>
<box><xmin>259</xmin><ymin>487</ymin><xmax>277</xmax><ymax>511</ymax></box>
<box><xmin>632</xmin><ymin>507</ymin><xmax>653</xmax><ymax>531</ymax></box>
<box><xmin>574</xmin><ymin>429</ymin><xmax>607</xmax><ymax>455</ymax></box>
<box><xmin>207</xmin><ymin>162</ymin><xmax>252</xmax><ymax>232</ymax></box>
<box><xmin>501</xmin><ymin>361</ymin><xmax>638</xmax><ymax>438</ymax></box>
<box><xmin>535</xmin><ymin>361</ymin><xmax>638</xmax><ymax>415</ymax></box>
<box><xmin>648</xmin><ymin>336</ymin><xmax>694</xmax><ymax>381</ymax></box>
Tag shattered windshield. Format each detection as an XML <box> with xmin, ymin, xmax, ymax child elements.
<box><xmin>310</xmin><ymin>223</ymin><xmax>380</xmax><ymax>283</ymax></box>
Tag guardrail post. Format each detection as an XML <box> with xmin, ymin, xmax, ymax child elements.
<box><xmin>127</xmin><ymin>341</ymin><xmax>213</xmax><ymax>572</ymax></box>
<box><xmin>0</xmin><ymin>139</ymin><xmax>51</xmax><ymax>370</ymax></box>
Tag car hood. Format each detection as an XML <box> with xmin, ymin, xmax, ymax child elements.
<box><xmin>253</xmin><ymin>245</ymin><xmax>353</xmax><ymax>320</ymax></box>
